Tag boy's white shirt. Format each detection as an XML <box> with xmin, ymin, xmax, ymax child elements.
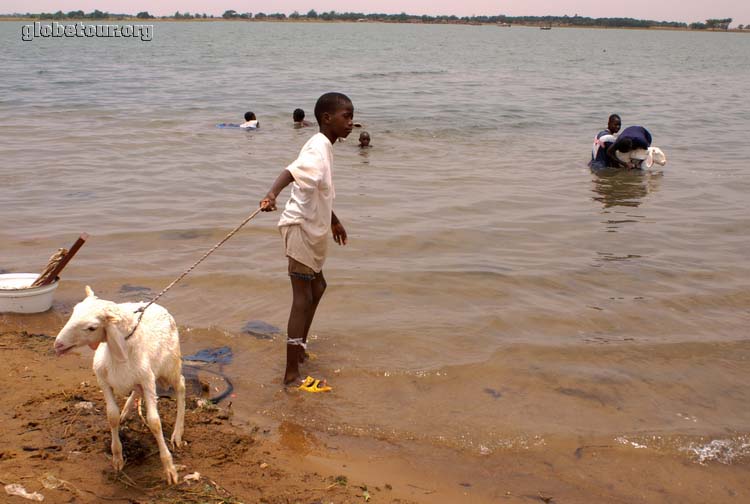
<box><xmin>239</xmin><ymin>120</ymin><xmax>258</xmax><ymax>129</ymax></box>
<box><xmin>278</xmin><ymin>132</ymin><xmax>335</xmax><ymax>256</ymax></box>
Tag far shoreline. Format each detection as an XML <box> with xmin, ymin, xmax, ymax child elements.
<box><xmin>1</xmin><ymin>17</ymin><xmax>749</xmax><ymax>34</ymax></box>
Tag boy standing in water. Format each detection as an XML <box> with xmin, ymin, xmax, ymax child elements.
<box><xmin>604</xmin><ymin>114</ymin><xmax>621</xmax><ymax>137</ymax></box>
<box><xmin>260</xmin><ymin>92</ymin><xmax>353</xmax><ymax>385</ymax></box>
<box><xmin>589</xmin><ymin>114</ymin><xmax>621</xmax><ymax>169</ymax></box>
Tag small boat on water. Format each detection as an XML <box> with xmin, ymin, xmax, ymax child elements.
<box><xmin>540</xmin><ymin>25</ymin><xmax>552</xmax><ymax>30</ymax></box>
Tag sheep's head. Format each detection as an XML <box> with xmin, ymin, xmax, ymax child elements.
<box><xmin>54</xmin><ymin>286</ymin><xmax>128</xmax><ymax>361</ymax></box>
<box><xmin>650</xmin><ymin>147</ymin><xmax>667</xmax><ymax>167</ymax></box>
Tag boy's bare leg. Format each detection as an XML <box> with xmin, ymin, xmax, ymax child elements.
<box><xmin>299</xmin><ymin>273</ymin><xmax>327</xmax><ymax>363</ymax></box>
<box><xmin>285</xmin><ymin>276</ymin><xmax>314</xmax><ymax>384</ymax></box>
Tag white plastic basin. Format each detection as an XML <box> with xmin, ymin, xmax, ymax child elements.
<box><xmin>0</xmin><ymin>273</ymin><xmax>59</xmax><ymax>313</ymax></box>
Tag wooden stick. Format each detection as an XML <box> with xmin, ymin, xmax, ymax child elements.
<box><xmin>36</xmin><ymin>233</ymin><xmax>89</xmax><ymax>286</ymax></box>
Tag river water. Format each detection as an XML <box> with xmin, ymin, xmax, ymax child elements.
<box><xmin>2</xmin><ymin>21</ymin><xmax>750</xmax><ymax>501</ymax></box>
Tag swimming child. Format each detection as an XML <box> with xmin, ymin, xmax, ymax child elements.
<box><xmin>358</xmin><ymin>131</ymin><xmax>371</xmax><ymax>148</ymax></box>
<box><xmin>240</xmin><ymin>111</ymin><xmax>259</xmax><ymax>129</ymax></box>
<box><xmin>260</xmin><ymin>92</ymin><xmax>353</xmax><ymax>385</ymax></box>
<box><xmin>293</xmin><ymin>108</ymin><xmax>313</xmax><ymax>128</ymax></box>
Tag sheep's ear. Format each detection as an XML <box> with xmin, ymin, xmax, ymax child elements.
<box><xmin>104</xmin><ymin>312</ymin><xmax>128</xmax><ymax>363</ymax></box>
<box><xmin>85</xmin><ymin>286</ymin><xmax>95</xmax><ymax>297</ymax></box>
<box><xmin>645</xmin><ymin>150</ymin><xmax>654</xmax><ymax>169</ymax></box>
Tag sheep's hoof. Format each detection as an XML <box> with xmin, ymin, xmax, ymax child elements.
<box><xmin>112</xmin><ymin>456</ymin><xmax>125</xmax><ymax>472</ymax></box>
<box><xmin>170</xmin><ymin>434</ymin><xmax>183</xmax><ymax>449</ymax></box>
<box><xmin>165</xmin><ymin>465</ymin><xmax>179</xmax><ymax>485</ymax></box>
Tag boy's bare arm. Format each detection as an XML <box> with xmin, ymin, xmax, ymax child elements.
<box><xmin>331</xmin><ymin>211</ymin><xmax>347</xmax><ymax>245</ymax></box>
<box><xmin>606</xmin><ymin>143</ymin><xmax>627</xmax><ymax>168</ymax></box>
<box><xmin>260</xmin><ymin>170</ymin><xmax>294</xmax><ymax>211</ymax></box>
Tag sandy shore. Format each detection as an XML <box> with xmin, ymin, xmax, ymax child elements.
<box><xmin>0</xmin><ymin>330</ymin><xmax>416</xmax><ymax>504</ymax></box>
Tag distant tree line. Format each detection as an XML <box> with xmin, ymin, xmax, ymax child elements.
<box><xmin>2</xmin><ymin>10</ymin><xmax>744</xmax><ymax>30</ymax></box>
<box><xmin>689</xmin><ymin>18</ymin><xmax>733</xmax><ymax>30</ymax></box>
<box><xmin>220</xmin><ymin>11</ymin><xmax>694</xmax><ymax>28</ymax></box>
<box><xmin>172</xmin><ymin>12</ymin><xmax>212</xmax><ymax>19</ymax></box>
<box><xmin>5</xmin><ymin>10</ymin><xmax>214</xmax><ymax>20</ymax></box>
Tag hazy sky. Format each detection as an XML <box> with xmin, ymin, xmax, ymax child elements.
<box><xmin>4</xmin><ymin>1</ymin><xmax>748</xmax><ymax>24</ymax></box>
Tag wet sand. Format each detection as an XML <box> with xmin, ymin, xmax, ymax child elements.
<box><xmin>2</xmin><ymin>326</ymin><xmax>749</xmax><ymax>504</ymax></box>
<box><xmin>0</xmin><ymin>330</ymin><xmax>418</xmax><ymax>504</ymax></box>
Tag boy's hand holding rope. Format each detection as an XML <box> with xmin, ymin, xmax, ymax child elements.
<box><xmin>259</xmin><ymin>193</ymin><xmax>277</xmax><ymax>212</ymax></box>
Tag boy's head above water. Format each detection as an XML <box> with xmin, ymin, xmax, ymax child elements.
<box><xmin>315</xmin><ymin>92</ymin><xmax>353</xmax><ymax>142</ymax></box>
<box><xmin>608</xmin><ymin>114</ymin><xmax>621</xmax><ymax>134</ymax></box>
<box><xmin>245</xmin><ymin>111</ymin><xmax>256</xmax><ymax>121</ymax></box>
<box><xmin>359</xmin><ymin>131</ymin><xmax>371</xmax><ymax>147</ymax></box>
<box><xmin>293</xmin><ymin>108</ymin><xmax>305</xmax><ymax>122</ymax></box>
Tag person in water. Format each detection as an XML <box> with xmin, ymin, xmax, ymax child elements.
<box><xmin>240</xmin><ymin>111</ymin><xmax>259</xmax><ymax>129</ymax></box>
<box><xmin>589</xmin><ymin>114</ymin><xmax>621</xmax><ymax>169</ymax></box>
<box><xmin>607</xmin><ymin>125</ymin><xmax>653</xmax><ymax>169</ymax></box>
<box><xmin>260</xmin><ymin>92</ymin><xmax>352</xmax><ymax>385</ymax></box>
<box><xmin>293</xmin><ymin>108</ymin><xmax>313</xmax><ymax>128</ymax></box>
<box><xmin>358</xmin><ymin>131</ymin><xmax>371</xmax><ymax>148</ymax></box>
<box><xmin>605</xmin><ymin>114</ymin><xmax>621</xmax><ymax>136</ymax></box>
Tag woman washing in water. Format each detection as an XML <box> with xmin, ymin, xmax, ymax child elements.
<box><xmin>607</xmin><ymin>126</ymin><xmax>665</xmax><ymax>169</ymax></box>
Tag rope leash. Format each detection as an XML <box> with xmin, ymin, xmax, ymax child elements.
<box><xmin>126</xmin><ymin>207</ymin><xmax>263</xmax><ymax>339</ymax></box>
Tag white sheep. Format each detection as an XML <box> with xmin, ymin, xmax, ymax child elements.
<box><xmin>54</xmin><ymin>286</ymin><xmax>185</xmax><ymax>484</ymax></box>
<box><xmin>615</xmin><ymin>146</ymin><xmax>667</xmax><ymax>169</ymax></box>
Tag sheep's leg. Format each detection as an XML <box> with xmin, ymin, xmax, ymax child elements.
<box><xmin>101</xmin><ymin>383</ymin><xmax>125</xmax><ymax>472</ymax></box>
<box><xmin>120</xmin><ymin>391</ymin><xmax>136</xmax><ymax>422</ymax></box>
<box><xmin>170</xmin><ymin>374</ymin><xmax>186</xmax><ymax>448</ymax></box>
<box><xmin>142</xmin><ymin>384</ymin><xmax>179</xmax><ymax>484</ymax></box>
<box><xmin>136</xmin><ymin>396</ymin><xmax>145</xmax><ymax>424</ymax></box>
<box><xmin>119</xmin><ymin>386</ymin><xmax>141</xmax><ymax>423</ymax></box>
<box><xmin>135</xmin><ymin>385</ymin><xmax>146</xmax><ymax>425</ymax></box>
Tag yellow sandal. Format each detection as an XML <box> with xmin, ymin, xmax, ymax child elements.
<box><xmin>297</xmin><ymin>375</ymin><xmax>332</xmax><ymax>393</ymax></box>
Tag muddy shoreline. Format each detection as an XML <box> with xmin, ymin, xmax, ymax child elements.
<box><xmin>2</xmin><ymin>320</ymin><xmax>749</xmax><ymax>503</ymax></box>
<box><xmin>0</xmin><ymin>330</ymin><xmax>416</xmax><ymax>504</ymax></box>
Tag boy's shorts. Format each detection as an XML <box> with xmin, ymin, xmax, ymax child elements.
<box><xmin>288</xmin><ymin>257</ymin><xmax>320</xmax><ymax>281</ymax></box>
<box><xmin>280</xmin><ymin>225</ymin><xmax>323</xmax><ymax>281</ymax></box>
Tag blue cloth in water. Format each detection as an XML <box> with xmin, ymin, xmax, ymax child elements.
<box><xmin>183</xmin><ymin>346</ymin><xmax>233</xmax><ymax>364</ymax></box>
<box><xmin>242</xmin><ymin>320</ymin><xmax>281</xmax><ymax>340</ymax></box>
<box><xmin>618</xmin><ymin>126</ymin><xmax>652</xmax><ymax>149</ymax></box>
<box><xmin>217</xmin><ymin>123</ymin><xmax>257</xmax><ymax>129</ymax></box>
